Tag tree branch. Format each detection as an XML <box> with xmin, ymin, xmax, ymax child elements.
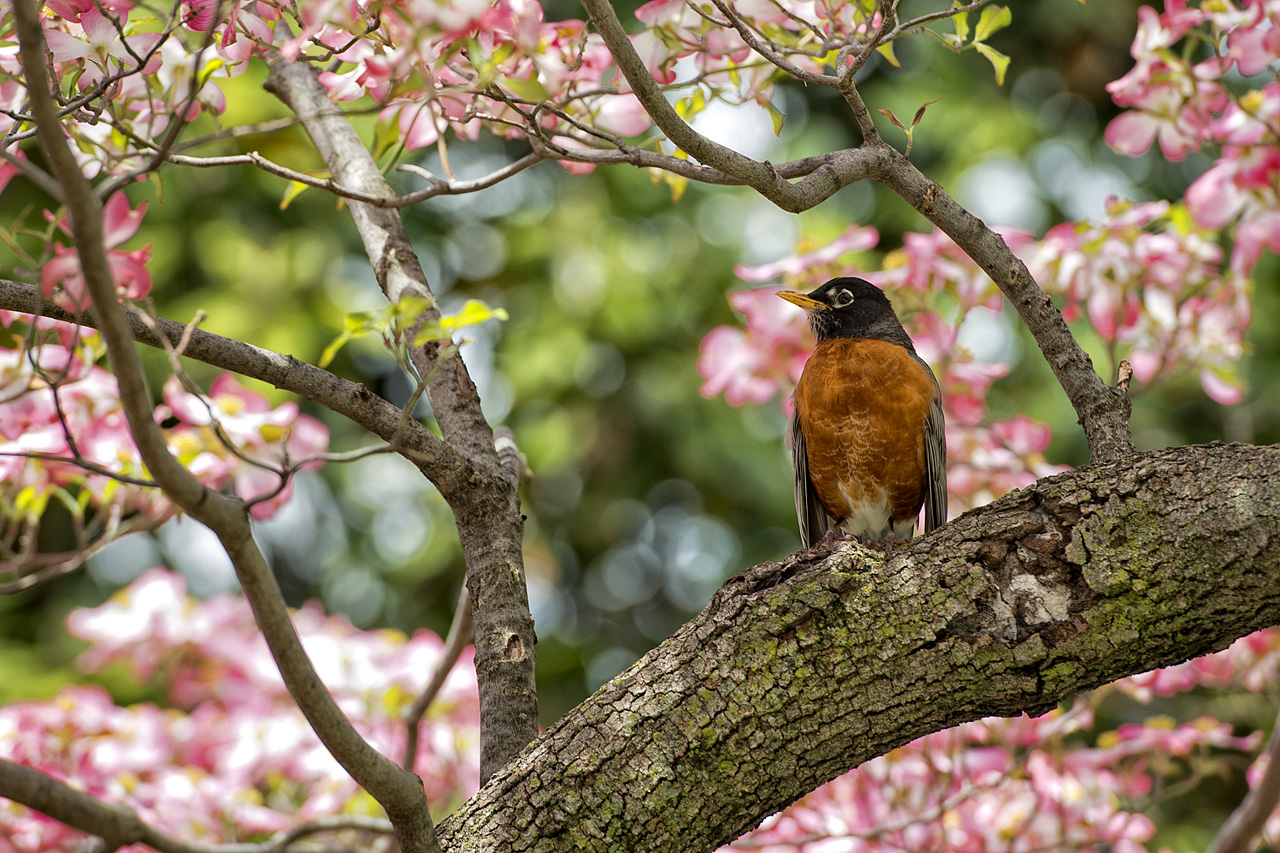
<box><xmin>0</xmin><ymin>759</ymin><xmax>152</xmax><ymax>851</ymax></box>
<box><xmin>0</xmin><ymin>759</ymin><xmax>392</xmax><ymax>853</ymax></box>
<box><xmin>703</xmin><ymin>0</ymin><xmax>839</xmax><ymax>87</ymax></box>
<box><xmin>0</xmin><ymin>278</ymin><xmax>471</xmax><ymax>496</ymax></box>
<box><xmin>149</xmin><ymin>150</ymin><xmax>545</xmax><ymax>208</ymax></box>
<box><xmin>869</xmin><ymin>156</ymin><xmax>1135</xmax><ymax>462</ymax></box>
<box><xmin>437</xmin><ymin>443</ymin><xmax>1280</xmax><ymax>851</ymax></box>
<box><xmin>579</xmin><ymin>0</ymin><xmax>1134</xmax><ymax>463</ymax></box>
<box><xmin>403</xmin><ymin>585</ymin><xmax>474</xmax><ymax>770</ymax></box>
<box><xmin>11</xmin><ymin>7</ymin><xmax>442</xmax><ymax>852</ymax></box>
<box><xmin>578</xmin><ymin>0</ymin><xmax>884</xmax><ymax>213</ymax></box>
<box><xmin>1206</xmin><ymin>704</ymin><xmax>1280</xmax><ymax>853</ymax></box>
<box><xmin>262</xmin><ymin>56</ymin><xmax>538</xmax><ymax>782</ymax></box>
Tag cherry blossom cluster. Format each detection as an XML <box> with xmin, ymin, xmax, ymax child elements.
<box><xmin>298</xmin><ymin>0</ymin><xmax>652</xmax><ymax>159</ymax></box>
<box><xmin>1106</xmin><ymin>0</ymin><xmax>1280</xmax><ymax>281</ymax></box>
<box><xmin>155</xmin><ymin>372</ymin><xmax>329</xmax><ymax>519</ymax></box>
<box><xmin>41</xmin><ymin>193</ymin><xmax>152</xmax><ymax>312</ymax></box>
<box><xmin>727</xmin><ymin>628</ymin><xmax>1280</xmax><ymax>852</ymax></box>
<box><xmin>0</xmin><ymin>0</ymin><xmax>649</xmax><ymax>173</ymax></box>
<box><xmin>697</xmin><ymin>223</ymin><xmax>1068</xmax><ymax>517</ymax></box>
<box><xmin>0</xmin><ymin>316</ymin><xmax>328</xmax><ymax>579</ymax></box>
<box><xmin>699</xmin><ymin>0</ymin><xmax>1279</xmax><ymax>447</ymax></box>
<box><xmin>0</xmin><ymin>568</ymin><xmax>479</xmax><ymax>852</ymax></box>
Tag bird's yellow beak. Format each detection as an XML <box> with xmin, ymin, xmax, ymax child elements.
<box><xmin>776</xmin><ymin>290</ymin><xmax>825</xmax><ymax>311</ymax></box>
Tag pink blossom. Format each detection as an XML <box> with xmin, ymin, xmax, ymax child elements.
<box><xmin>1</xmin><ymin>569</ymin><xmax>482</xmax><ymax>851</ymax></box>
<box><xmin>735</xmin><ymin>223</ymin><xmax>880</xmax><ymax>284</ymax></box>
<box><xmin>991</xmin><ymin>415</ymin><xmax>1052</xmax><ymax>457</ymax></box>
<box><xmin>41</xmin><ymin>194</ymin><xmax>153</xmax><ymax>311</ymax></box>
<box><xmin>593</xmin><ymin>93</ymin><xmax>653</xmax><ymax>137</ymax></box>
<box><xmin>628</xmin><ymin>29</ymin><xmax>679</xmax><ymax>84</ymax></box>
<box><xmin>1228</xmin><ymin>16</ymin><xmax>1280</xmax><ymax>75</ymax></box>
<box><xmin>634</xmin><ymin>0</ymin><xmax>687</xmax><ymax>28</ymax></box>
<box><xmin>697</xmin><ymin>287</ymin><xmax>809</xmax><ymax>406</ymax></box>
<box><xmin>158</xmin><ymin>373</ymin><xmax>329</xmax><ymax>518</ymax></box>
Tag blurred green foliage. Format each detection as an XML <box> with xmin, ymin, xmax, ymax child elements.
<box><xmin>3</xmin><ymin>4</ymin><xmax>1280</xmax><ymax>845</ymax></box>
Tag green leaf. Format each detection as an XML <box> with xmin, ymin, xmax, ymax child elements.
<box><xmin>390</xmin><ymin>295</ymin><xmax>431</xmax><ymax>329</ymax></box>
<box><xmin>413</xmin><ymin>299</ymin><xmax>509</xmax><ymax>345</ymax></box>
<box><xmin>196</xmin><ymin>57</ymin><xmax>225</xmax><ymax>88</ymax></box>
<box><xmin>318</xmin><ymin>332</ymin><xmax>354</xmax><ymax>369</ymax></box>
<box><xmin>952</xmin><ymin>2</ymin><xmax>970</xmax><ymax>42</ymax></box>
<box><xmin>973</xmin><ymin>5</ymin><xmax>1012</xmax><ymax>43</ymax></box>
<box><xmin>762</xmin><ymin>100</ymin><xmax>786</xmax><ymax>136</ymax></box>
<box><xmin>675</xmin><ymin>87</ymin><xmax>707</xmax><ymax>121</ymax></box>
<box><xmin>975</xmin><ymin>43</ymin><xmax>1011</xmax><ymax>85</ymax></box>
<box><xmin>499</xmin><ymin>74</ymin><xmax>549</xmax><ymax>103</ymax></box>
<box><xmin>279</xmin><ymin>180</ymin><xmax>311</xmax><ymax>210</ymax></box>
<box><xmin>648</xmin><ymin>168</ymin><xmax>688</xmax><ymax>203</ymax></box>
<box><xmin>13</xmin><ymin>486</ymin><xmax>46</xmax><ymax>520</ymax></box>
<box><xmin>449</xmin><ymin>299</ymin><xmax>509</xmax><ymax>331</ymax></box>
<box><xmin>319</xmin><ymin>310</ymin><xmax>384</xmax><ymax>368</ymax></box>
<box><xmin>345</xmin><ymin>311</ymin><xmax>379</xmax><ymax>333</ymax></box>
<box><xmin>876</xmin><ymin>41</ymin><xmax>900</xmax><ymax>67</ymax></box>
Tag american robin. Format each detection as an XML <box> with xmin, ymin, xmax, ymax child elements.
<box><xmin>777</xmin><ymin>277</ymin><xmax>947</xmax><ymax>546</ymax></box>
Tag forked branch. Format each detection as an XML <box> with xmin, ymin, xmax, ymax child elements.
<box><xmin>578</xmin><ymin>0</ymin><xmax>1135</xmax><ymax>462</ymax></box>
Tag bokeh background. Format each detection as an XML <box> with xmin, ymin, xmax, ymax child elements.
<box><xmin>2</xmin><ymin>0</ymin><xmax>1279</xmax><ymax>845</ymax></box>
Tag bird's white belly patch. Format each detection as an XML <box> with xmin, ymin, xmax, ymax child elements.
<box><xmin>837</xmin><ymin>483</ymin><xmax>889</xmax><ymax>539</ymax></box>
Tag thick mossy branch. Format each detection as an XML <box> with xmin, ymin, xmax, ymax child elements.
<box><xmin>439</xmin><ymin>443</ymin><xmax>1280</xmax><ymax>852</ymax></box>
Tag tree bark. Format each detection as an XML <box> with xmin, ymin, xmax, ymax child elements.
<box><xmin>436</xmin><ymin>442</ymin><xmax>1280</xmax><ymax>851</ymax></box>
<box><xmin>262</xmin><ymin>58</ymin><xmax>538</xmax><ymax>782</ymax></box>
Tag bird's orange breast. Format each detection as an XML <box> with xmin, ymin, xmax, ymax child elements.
<box><xmin>794</xmin><ymin>338</ymin><xmax>939</xmax><ymax>534</ymax></box>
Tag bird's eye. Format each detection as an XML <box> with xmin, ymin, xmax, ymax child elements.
<box><xmin>832</xmin><ymin>288</ymin><xmax>854</xmax><ymax>307</ymax></box>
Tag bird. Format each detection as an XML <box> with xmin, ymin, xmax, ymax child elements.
<box><xmin>777</xmin><ymin>277</ymin><xmax>947</xmax><ymax>547</ymax></box>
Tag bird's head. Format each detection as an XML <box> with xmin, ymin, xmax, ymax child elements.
<box><xmin>776</xmin><ymin>277</ymin><xmax>908</xmax><ymax>345</ymax></box>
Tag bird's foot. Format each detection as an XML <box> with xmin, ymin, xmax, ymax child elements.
<box><xmin>853</xmin><ymin>529</ymin><xmax>901</xmax><ymax>553</ymax></box>
<box><xmin>815</xmin><ymin>527</ymin><xmax>854</xmax><ymax>549</ymax></box>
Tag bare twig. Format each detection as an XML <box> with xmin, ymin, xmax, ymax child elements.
<box><xmin>579</xmin><ymin>0</ymin><xmax>1134</xmax><ymax>462</ymax></box>
<box><xmin>1206</xmin><ymin>706</ymin><xmax>1280</xmax><ymax>853</ymax></box>
<box><xmin>0</xmin><ymin>148</ymin><xmax>66</xmax><ymax>200</ymax></box>
<box><xmin>0</xmin><ymin>512</ymin><xmax>165</xmax><ymax>594</ymax></box>
<box><xmin>402</xmin><ymin>584</ymin><xmax>474</xmax><ymax>770</ymax></box>
<box><xmin>0</xmin><ymin>448</ymin><xmax>155</xmax><ymax>488</ymax></box>
<box><xmin>705</xmin><ymin>0</ymin><xmax>838</xmax><ymax>86</ymax></box>
<box><xmin>579</xmin><ymin>0</ymin><xmax>887</xmax><ymax>213</ymax></box>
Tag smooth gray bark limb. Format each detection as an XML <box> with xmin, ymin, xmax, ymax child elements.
<box><xmin>438</xmin><ymin>442</ymin><xmax>1280</xmax><ymax>852</ymax></box>
<box><xmin>261</xmin><ymin>58</ymin><xmax>538</xmax><ymax>783</ymax></box>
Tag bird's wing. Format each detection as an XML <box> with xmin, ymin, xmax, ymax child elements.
<box><xmin>789</xmin><ymin>405</ymin><xmax>830</xmax><ymax>548</ymax></box>
<box><xmin>922</xmin><ymin>391</ymin><xmax>948</xmax><ymax>533</ymax></box>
